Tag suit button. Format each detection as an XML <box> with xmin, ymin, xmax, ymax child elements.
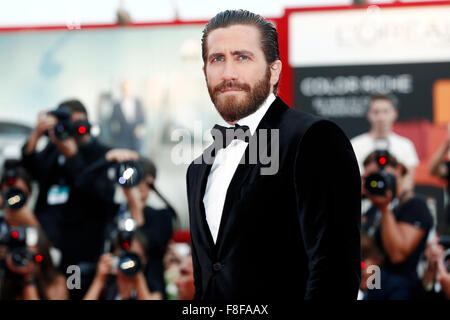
<box><xmin>212</xmin><ymin>262</ymin><xmax>222</xmax><ymax>271</ymax></box>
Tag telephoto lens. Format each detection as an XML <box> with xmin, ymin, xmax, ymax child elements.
<box><xmin>5</xmin><ymin>227</ymin><xmax>42</xmax><ymax>268</ymax></box>
<box><xmin>49</xmin><ymin>108</ymin><xmax>72</xmax><ymax>140</ymax></box>
<box><xmin>10</xmin><ymin>246</ymin><xmax>34</xmax><ymax>267</ymax></box>
<box><xmin>364</xmin><ymin>171</ymin><xmax>396</xmax><ymax>198</ymax></box>
<box><xmin>117</xmin><ymin>251</ymin><xmax>142</xmax><ymax>277</ymax></box>
<box><xmin>115</xmin><ymin>161</ymin><xmax>144</xmax><ymax>188</ymax></box>
<box><xmin>3</xmin><ymin>187</ymin><xmax>27</xmax><ymax>210</ymax></box>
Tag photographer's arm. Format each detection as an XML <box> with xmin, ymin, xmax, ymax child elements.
<box><xmin>24</xmin><ymin>111</ymin><xmax>57</xmax><ymax>155</ymax></box>
<box><xmin>22</xmin><ymin>281</ymin><xmax>40</xmax><ymax>300</ymax></box>
<box><xmin>134</xmin><ymin>272</ymin><xmax>162</xmax><ymax>300</ymax></box>
<box><xmin>436</xmin><ymin>254</ymin><xmax>450</xmax><ymax>299</ymax></box>
<box><xmin>429</xmin><ymin>138</ymin><xmax>449</xmax><ymax>178</ymax></box>
<box><xmin>122</xmin><ymin>187</ymin><xmax>144</xmax><ymax>227</ymax></box>
<box><xmin>378</xmin><ymin>204</ymin><xmax>425</xmax><ymax>264</ymax></box>
<box><xmin>83</xmin><ymin>254</ymin><xmax>112</xmax><ymax>300</ymax></box>
<box><xmin>6</xmin><ymin>255</ymin><xmax>40</xmax><ymax>300</ymax></box>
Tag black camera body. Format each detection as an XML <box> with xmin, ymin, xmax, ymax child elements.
<box><xmin>0</xmin><ymin>227</ymin><xmax>42</xmax><ymax>268</ymax></box>
<box><xmin>48</xmin><ymin>108</ymin><xmax>91</xmax><ymax>140</ymax></box>
<box><xmin>1</xmin><ymin>162</ymin><xmax>28</xmax><ymax>210</ymax></box>
<box><xmin>111</xmin><ymin>160</ymin><xmax>144</xmax><ymax>188</ymax></box>
<box><xmin>2</xmin><ymin>187</ymin><xmax>27</xmax><ymax>210</ymax></box>
<box><xmin>364</xmin><ymin>150</ymin><xmax>397</xmax><ymax>198</ymax></box>
<box><xmin>108</xmin><ymin>214</ymin><xmax>142</xmax><ymax>277</ymax></box>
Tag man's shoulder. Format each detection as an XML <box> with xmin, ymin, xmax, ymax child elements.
<box><xmin>272</xmin><ymin>97</ymin><xmax>333</xmax><ymax>139</ymax></box>
<box><xmin>274</xmin><ymin>97</ymin><xmax>321</xmax><ymax>127</ymax></box>
<box><xmin>350</xmin><ymin>133</ymin><xmax>370</xmax><ymax>145</ymax></box>
<box><xmin>390</xmin><ymin>132</ymin><xmax>416</xmax><ymax>147</ymax></box>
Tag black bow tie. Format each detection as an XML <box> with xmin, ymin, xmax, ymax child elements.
<box><xmin>211</xmin><ymin>123</ymin><xmax>250</xmax><ymax>149</ymax></box>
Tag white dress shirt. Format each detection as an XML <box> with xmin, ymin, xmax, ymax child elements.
<box><xmin>121</xmin><ymin>97</ymin><xmax>136</xmax><ymax>123</ymax></box>
<box><xmin>203</xmin><ymin>93</ymin><xmax>276</xmax><ymax>243</ymax></box>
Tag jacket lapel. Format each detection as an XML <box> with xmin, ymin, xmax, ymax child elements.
<box><xmin>194</xmin><ymin>143</ymin><xmax>217</xmax><ymax>255</ymax></box>
<box><xmin>214</xmin><ymin>97</ymin><xmax>289</xmax><ymax>251</ymax></box>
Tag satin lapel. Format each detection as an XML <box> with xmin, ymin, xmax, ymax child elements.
<box><xmin>194</xmin><ymin>143</ymin><xmax>216</xmax><ymax>254</ymax></box>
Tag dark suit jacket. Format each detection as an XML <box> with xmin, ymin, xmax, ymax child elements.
<box><xmin>110</xmin><ymin>98</ymin><xmax>146</xmax><ymax>151</ymax></box>
<box><xmin>186</xmin><ymin>97</ymin><xmax>361</xmax><ymax>301</ymax></box>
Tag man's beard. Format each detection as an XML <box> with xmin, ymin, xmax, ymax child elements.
<box><xmin>207</xmin><ymin>67</ymin><xmax>271</xmax><ymax>123</ymax></box>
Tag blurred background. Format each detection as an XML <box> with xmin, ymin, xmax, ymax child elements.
<box><xmin>0</xmin><ymin>0</ymin><xmax>450</xmax><ymax>300</ymax></box>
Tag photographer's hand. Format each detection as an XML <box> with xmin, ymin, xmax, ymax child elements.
<box><xmin>105</xmin><ymin>149</ymin><xmax>139</xmax><ymax>163</ymax></box>
<box><xmin>24</xmin><ymin>111</ymin><xmax>57</xmax><ymax>155</ymax></box>
<box><xmin>367</xmin><ymin>190</ymin><xmax>393</xmax><ymax>213</ymax></box>
<box><xmin>5</xmin><ymin>252</ymin><xmax>40</xmax><ymax>300</ymax></box>
<box><xmin>123</xmin><ymin>187</ymin><xmax>145</xmax><ymax>227</ymax></box>
<box><xmin>435</xmin><ymin>246</ymin><xmax>450</xmax><ymax>299</ymax></box>
<box><xmin>133</xmin><ymin>271</ymin><xmax>162</xmax><ymax>300</ymax></box>
<box><xmin>4</xmin><ymin>205</ymin><xmax>40</xmax><ymax>228</ymax></box>
<box><xmin>83</xmin><ymin>253</ymin><xmax>113</xmax><ymax>300</ymax></box>
<box><xmin>48</xmin><ymin>128</ymin><xmax>78</xmax><ymax>158</ymax></box>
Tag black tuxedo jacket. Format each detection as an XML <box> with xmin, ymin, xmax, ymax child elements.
<box><xmin>186</xmin><ymin>97</ymin><xmax>361</xmax><ymax>300</ymax></box>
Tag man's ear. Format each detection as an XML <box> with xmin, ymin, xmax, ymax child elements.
<box><xmin>270</xmin><ymin>60</ymin><xmax>282</xmax><ymax>88</ymax></box>
<box><xmin>393</xmin><ymin>108</ymin><xmax>399</xmax><ymax>122</ymax></box>
<box><xmin>202</xmin><ymin>65</ymin><xmax>206</xmax><ymax>78</ymax></box>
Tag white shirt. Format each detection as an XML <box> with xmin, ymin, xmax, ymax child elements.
<box><xmin>350</xmin><ymin>132</ymin><xmax>419</xmax><ymax>174</ymax></box>
<box><xmin>121</xmin><ymin>97</ymin><xmax>136</xmax><ymax>123</ymax></box>
<box><xmin>203</xmin><ymin>93</ymin><xmax>276</xmax><ymax>243</ymax></box>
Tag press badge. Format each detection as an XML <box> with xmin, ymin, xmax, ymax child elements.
<box><xmin>47</xmin><ymin>185</ymin><xmax>70</xmax><ymax>205</ymax></box>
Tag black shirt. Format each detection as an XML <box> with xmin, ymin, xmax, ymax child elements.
<box><xmin>29</xmin><ymin>138</ymin><xmax>116</xmax><ymax>268</ymax></box>
<box><xmin>139</xmin><ymin>206</ymin><xmax>173</xmax><ymax>299</ymax></box>
<box><xmin>364</xmin><ymin>195</ymin><xmax>433</xmax><ymax>280</ymax></box>
<box><xmin>446</xmin><ymin>161</ymin><xmax>450</xmax><ymax>197</ymax></box>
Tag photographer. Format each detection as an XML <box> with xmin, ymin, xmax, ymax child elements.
<box><xmin>422</xmin><ymin>237</ymin><xmax>450</xmax><ymax>299</ymax></box>
<box><xmin>362</xmin><ymin>151</ymin><xmax>433</xmax><ymax>299</ymax></box>
<box><xmin>0</xmin><ymin>226</ymin><xmax>68</xmax><ymax>300</ymax></box>
<box><xmin>21</xmin><ymin>99</ymin><xmax>113</xmax><ymax>256</ymax></box>
<box><xmin>83</xmin><ymin>230</ymin><xmax>160</xmax><ymax>300</ymax></box>
<box><xmin>21</xmin><ymin>99</ymin><xmax>116</xmax><ymax>300</ymax></box>
<box><xmin>80</xmin><ymin>150</ymin><xmax>174</xmax><ymax>299</ymax></box>
<box><xmin>429</xmin><ymin>123</ymin><xmax>450</xmax><ymax>234</ymax></box>
<box><xmin>133</xmin><ymin>157</ymin><xmax>174</xmax><ymax>299</ymax></box>
<box><xmin>0</xmin><ymin>160</ymin><xmax>39</xmax><ymax>228</ymax></box>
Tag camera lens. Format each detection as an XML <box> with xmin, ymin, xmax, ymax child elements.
<box><xmin>116</xmin><ymin>161</ymin><xmax>143</xmax><ymax>188</ymax></box>
<box><xmin>118</xmin><ymin>251</ymin><xmax>141</xmax><ymax>277</ymax></box>
<box><xmin>11</xmin><ymin>247</ymin><xmax>33</xmax><ymax>268</ymax></box>
<box><xmin>4</xmin><ymin>188</ymin><xmax>27</xmax><ymax>210</ymax></box>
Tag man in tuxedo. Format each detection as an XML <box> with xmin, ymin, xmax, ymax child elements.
<box><xmin>186</xmin><ymin>9</ymin><xmax>362</xmax><ymax>300</ymax></box>
<box><xmin>109</xmin><ymin>80</ymin><xmax>146</xmax><ymax>152</ymax></box>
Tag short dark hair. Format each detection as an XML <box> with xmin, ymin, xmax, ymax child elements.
<box><xmin>57</xmin><ymin>99</ymin><xmax>88</xmax><ymax>117</ymax></box>
<box><xmin>138</xmin><ymin>157</ymin><xmax>157</xmax><ymax>180</ymax></box>
<box><xmin>368</xmin><ymin>93</ymin><xmax>398</xmax><ymax>111</ymax></box>
<box><xmin>202</xmin><ymin>9</ymin><xmax>280</xmax><ymax>94</ymax></box>
<box><xmin>363</xmin><ymin>151</ymin><xmax>408</xmax><ymax>177</ymax></box>
<box><xmin>1</xmin><ymin>159</ymin><xmax>33</xmax><ymax>194</ymax></box>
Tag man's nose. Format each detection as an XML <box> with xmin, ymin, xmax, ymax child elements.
<box><xmin>222</xmin><ymin>60</ymin><xmax>238</xmax><ymax>82</ymax></box>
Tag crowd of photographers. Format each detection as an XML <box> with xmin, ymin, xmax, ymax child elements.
<box><xmin>355</xmin><ymin>94</ymin><xmax>450</xmax><ymax>300</ymax></box>
<box><xmin>0</xmin><ymin>99</ymin><xmax>191</xmax><ymax>300</ymax></box>
<box><xmin>1</xmin><ymin>95</ymin><xmax>450</xmax><ymax>300</ymax></box>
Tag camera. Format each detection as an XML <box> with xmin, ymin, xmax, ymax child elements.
<box><xmin>48</xmin><ymin>107</ymin><xmax>91</xmax><ymax>140</ymax></box>
<box><xmin>439</xmin><ymin>235</ymin><xmax>450</xmax><ymax>272</ymax></box>
<box><xmin>364</xmin><ymin>150</ymin><xmax>397</xmax><ymax>198</ymax></box>
<box><xmin>0</xmin><ymin>227</ymin><xmax>42</xmax><ymax>268</ymax></box>
<box><xmin>2</xmin><ymin>188</ymin><xmax>27</xmax><ymax>210</ymax></box>
<box><xmin>108</xmin><ymin>212</ymin><xmax>141</xmax><ymax>277</ymax></box>
<box><xmin>1</xmin><ymin>161</ymin><xmax>28</xmax><ymax>210</ymax></box>
<box><xmin>108</xmin><ymin>160</ymin><xmax>144</xmax><ymax>188</ymax></box>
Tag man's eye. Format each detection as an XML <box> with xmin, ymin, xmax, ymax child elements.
<box><xmin>238</xmin><ymin>55</ymin><xmax>249</xmax><ymax>61</ymax></box>
<box><xmin>212</xmin><ymin>57</ymin><xmax>224</xmax><ymax>62</ymax></box>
